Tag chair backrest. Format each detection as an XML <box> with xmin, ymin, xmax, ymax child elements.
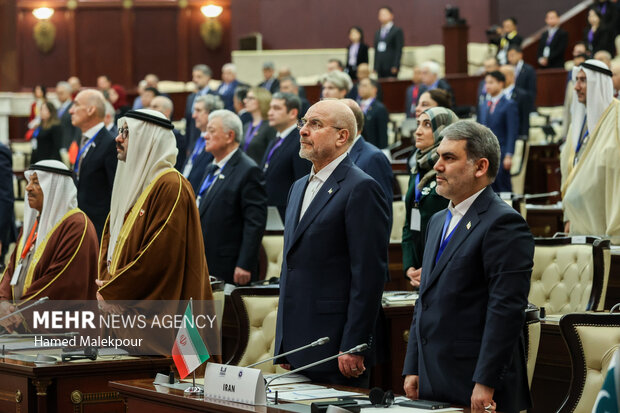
<box><xmin>395</xmin><ymin>174</ymin><xmax>409</xmax><ymax>201</ymax></box>
<box><xmin>511</xmin><ymin>139</ymin><xmax>530</xmax><ymax>195</ymax></box>
<box><xmin>557</xmin><ymin>313</ymin><xmax>620</xmax><ymax>413</ymax></box>
<box><xmin>391</xmin><ymin>200</ymin><xmax>406</xmax><ymax>243</ymax></box>
<box><xmin>210</xmin><ymin>278</ymin><xmax>225</xmax><ymax>332</ymax></box>
<box><xmin>228</xmin><ymin>287</ymin><xmax>280</xmax><ymax>373</ymax></box>
<box><xmin>400</xmin><ymin>118</ymin><xmax>418</xmax><ymax>139</ymax></box>
<box><xmin>529</xmin><ymin>237</ymin><xmax>611</xmax><ymax>315</ymax></box>
<box><xmin>261</xmin><ymin>235</ymin><xmax>284</xmax><ymax>279</ymax></box>
<box><xmin>524</xmin><ymin>306</ymin><xmax>541</xmax><ymax>390</ymax></box>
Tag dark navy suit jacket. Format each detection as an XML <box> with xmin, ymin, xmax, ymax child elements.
<box><xmin>402</xmin><ymin>186</ymin><xmax>533</xmax><ymax>413</ymax></box>
<box><xmin>477</xmin><ymin>95</ymin><xmax>519</xmax><ymax>158</ymax></box>
<box><xmin>362</xmin><ymin>99</ymin><xmax>389</xmax><ymax>149</ymax></box>
<box><xmin>275</xmin><ymin>155</ymin><xmax>390</xmax><ymax>381</ymax></box>
<box><xmin>217</xmin><ymin>80</ymin><xmax>239</xmax><ymax>112</ymax></box>
<box><xmin>349</xmin><ymin>136</ymin><xmax>393</xmax><ymax>211</ymax></box>
<box><xmin>0</xmin><ymin>143</ymin><xmax>16</xmax><ymax>261</ymax></box>
<box><xmin>184</xmin><ymin>88</ymin><xmax>218</xmax><ymax>150</ymax></box>
<box><xmin>514</xmin><ymin>62</ymin><xmax>537</xmax><ymax>113</ymax></box>
<box><xmin>76</xmin><ymin>126</ymin><xmax>117</xmax><ymax>239</ymax></box>
<box><xmin>198</xmin><ymin>149</ymin><xmax>267</xmax><ymax>284</ymax></box>
<box><xmin>260</xmin><ymin>128</ymin><xmax>311</xmax><ymax>221</ymax></box>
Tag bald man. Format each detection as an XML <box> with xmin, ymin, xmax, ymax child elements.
<box><xmin>69</xmin><ymin>89</ymin><xmax>117</xmax><ymax>238</ymax></box>
<box><xmin>274</xmin><ymin>100</ymin><xmax>390</xmax><ymax>387</ymax></box>
<box><xmin>150</xmin><ymin>95</ymin><xmax>187</xmax><ymax>170</ymax></box>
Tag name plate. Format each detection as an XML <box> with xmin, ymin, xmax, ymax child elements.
<box><xmin>204</xmin><ymin>362</ymin><xmax>266</xmax><ymax>405</ymax></box>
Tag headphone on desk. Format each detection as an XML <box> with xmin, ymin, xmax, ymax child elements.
<box><xmin>369</xmin><ymin>387</ymin><xmax>394</xmax><ymax>407</ymax></box>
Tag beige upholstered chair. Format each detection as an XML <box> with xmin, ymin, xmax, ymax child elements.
<box><xmin>228</xmin><ymin>287</ymin><xmax>281</xmax><ymax>374</ymax></box>
<box><xmin>261</xmin><ymin>235</ymin><xmax>284</xmax><ymax>280</ymax></box>
<box><xmin>391</xmin><ymin>200</ymin><xmax>406</xmax><ymax>243</ymax></box>
<box><xmin>510</xmin><ymin>139</ymin><xmax>530</xmax><ymax>196</ymax></box>
<box><xmin>529</xmin><ymin>238</ymin><xmax>611</xmax><ymax>315</ymax></box>
<box><xmin>210</xmin><ymin>278</ymin><xmax>225</xmax><ymax>332</ymax></box>
<box><xmin>395</xmin><ymin>174</ymin><xmax>409</xmax><ymax>201</ymax></box>
<box><xmin>557</xmin><ymin>313</ymin><xmax>620</xmax><ymax>413</ymax></box>
<box><xmin>524</xmin><ymin>306</ymin><xmax>541</xmax><ymax>389</ymax></box>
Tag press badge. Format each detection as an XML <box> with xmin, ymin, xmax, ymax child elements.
<box><xmin>377</xmin><ymin>41</ymin><xmax>387</xmax><ymax>52</ymax></box>
<box><xmin>410</xmin><ymin>208</ymin><xmax>421</xmax><ymax>231</ymax></box>
<box><xmin>10</xmin><ymin>263</ymin><xmax>23</xmax><ymax>286</ymax></box>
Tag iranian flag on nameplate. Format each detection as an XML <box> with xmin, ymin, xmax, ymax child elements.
<box><xmin>172</xmin><ymin>300</ymin><xmax>210</xmax><ymax>379</ymax></box>
<box><xmin>204</xmin><ymin>363</ymin><xmax>267</xmax><ymax>405</ymax></box>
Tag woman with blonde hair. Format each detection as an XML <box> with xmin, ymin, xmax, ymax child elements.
<box><xmin>240</xmin><ymin>87</ymin><xmax>276</xmax><ymax>165</ymax></box>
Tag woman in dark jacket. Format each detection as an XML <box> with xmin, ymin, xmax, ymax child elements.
<box><xmin>584</xmin><ymin>7</ymin><xmax>616</xmax><ymax>55</ymax></box>
<box><xmin>31</xmin><ymin>101</ymin><xmax>63</xmax><ymax>163</ymax></box>
<box><xmin>345</xmin><ymin>26</ymin><xmax>369</xmax><ymax>81</ymax></box>
<box><xmin>402</xmin><ymin>107</ymin><xmax>458</xmax><ymax>287</ymax></box>
<box><xmin>240</xmin><ymin>86</ymin><xmax>276</xmax><ymax>165</ymax></box>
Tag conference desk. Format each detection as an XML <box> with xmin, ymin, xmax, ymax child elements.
<box><xmin>110</xmin><ymin>377</ymin><xmax>488</xmax><ymax>413</ymax></box>
<box><xmin>0</xmin><ymin>355</ymin><xmax>172</xmax><ymax>413</ymax></box>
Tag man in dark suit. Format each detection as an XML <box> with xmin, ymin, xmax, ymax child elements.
<box><xmin>185</xmin><ymin>64</ymin><xmax>217</xmax><ymax>151</ymax></box>
<box><xmin>197</xmin><ymin>110</ymin><xmax>267</xmax><ymax>285</ymax></box>
<box><xmin>55</xmin><ymin>81</ymin><xmax>81</xmax><ymax>150</ymax></box>
<box><xmin>496</xmin><ymin>17</ymin><xmax>523</xmax><ymax>65</ymax></box>
<box><xmin>261</xmin><ymin>92</ymin><xmax>311</xmax><ymax>221</ymax></box>
<box><xmin>405</xmin><ymin>67</ymin><xmax>423</xmax><ymax>118</ymax></box>
<box><xmin>69</xmin><ymin>90</ymin><xmax>117</xmax><ymax>239</ymax></box>
<box><xmin>150</xmin><ymin>95</ymin><xmax>187</xmax><ymax>171</ymax></box>
<box><xmin>500</xmin><ymin>65</ymin><xmax>530</xmax><ymax>138</ymax></box>
<box><xmin>259</xmin><ymin>62</ymin><xmax>280</xmax><ymax>94</ymax></box>
<box><xmin>508</xmin><ymin>45</ymin><xmax>537</xmax><ymax>115</ymax></box>
<box><xmin>0</xmin><ymin>142</ymin><xmax>16</xmax><ymax>268</ymax></box>
<box><xmin>275</xmin><ymin>99</ymin><xmax>390</xmax><ymax>387</ymax></box>
<box><xmin>358</xmin><ymin>78</ymin><xmax>389</xmax><ymax>149</ymax></box>
<box><xmin>373</xmin><ymin>6</ymin><xmax>404</xmax><ymax>78</ymax></box>
<box><xmin>402</xmin><ymin>120</ymin><xmax>534</xmax><ymax>413</ymax></box>
<box><xmin>279</xmin><ymin>77</ymin><xmax>310</xmax><ymax>118</ymax></box>
<box><xmin>217</xmin><ymin>63</ymin><xmax>240</xmax><ymax>112</ymax></box>
<box><xmin>477</xmin><ymin>71</ymin><xmax>519</xmax><ymax>193</ymax></box>
<box><xmin>476</xmin><ymin>58</ymin><xmax>500</xmax><ymax>119</ymax></box>
<box><xmin>537</xmin><ymin>10</ymin><xmax>568</xmax><ymax>69</ymax></box>
<box><xmin>419</xmin><ymin>61</ymin><xmax>456</xmax><ymax>108</ymax></box>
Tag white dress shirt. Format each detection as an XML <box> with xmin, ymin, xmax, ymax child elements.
<box><xmin>299</xmin><ymin>152</ymin><xmax>348</xmax><ymax>220</ymax></box>
<box><xmin>444</xmin><ymin>187</ymin><xmax>486</xmax><ymax>237</ymax></box>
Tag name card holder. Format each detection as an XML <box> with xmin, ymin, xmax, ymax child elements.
<box><xmin>204</xmin><ymin>362</ymin><xmax>266</xmax><ymax>405</ymax></box>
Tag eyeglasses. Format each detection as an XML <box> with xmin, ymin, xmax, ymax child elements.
<box><xmin>297</xmin><ymin>118</ymin><xmax>344</xmax><ymax>132</ymax></box>
<box><xmin>118</xmin><ymin>127</ymin><xmax>129</xmax><ymax>140</ymax></box>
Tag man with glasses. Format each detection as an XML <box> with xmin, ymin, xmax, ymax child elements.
<box><xmin>261</xmin><ymin>92</ymin><xmax>311</xmax><ymax>221</ymax></box>
<box><xmin>95</xmin><ymin>109</ymin><xmax>211</xmax><ymax>301</ymax></box>
<box><xmin>274</xmin><ymin>100</ymin><xmax>390</xmax><ymax>387</ymax></box>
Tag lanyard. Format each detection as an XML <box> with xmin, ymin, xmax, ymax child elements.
<box><xmin>21</xmin><ymin>218</ymin><xmax>39</xmax><ymax>260</ymax></box>
<box><xmin>198</xmin><ymin>162</ymin><xmax>227</xmax><ymax>198</ymax></box>
<box><xmin>414</xmin><ymin>173</ymin><xmax>422</xmax><ymax>204</ymax></box>
<box><xmin>191</xmin><ymin>138</ymin><xmax>206</xmax><ymax>163</ymax></box>
<box><xmin>243</xmin><ymin>121</ymin><xmax>262</xmax><ymax>151</ymax></box>
<box><xmin>435</xmin><ymin>210</ymin><xmax>459</xmax><ymax>264</ymax></box>
<box><xmin>575</xmin><ymin>116</ymin><xmax>589</xmax><ymax>155</ymax></box>
<box><xmin>264</xmin><ymin>137</ymin><xmax>284</xmax><ymax>169</ymax></box>
<box><xmin>73</xmin><ymin>130</ymin><xmax>99</xmax><ymax>173</ymax></box>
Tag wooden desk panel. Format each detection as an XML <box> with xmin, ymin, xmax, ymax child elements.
<box><xmin>0</xmin><ymin>356</ymin><xmax>172</xmax><ymax>413</ymax></box>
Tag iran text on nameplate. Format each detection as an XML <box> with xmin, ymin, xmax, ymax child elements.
<box><xmin>204</xmin><ymin>363</ymin><xmax>266</xmax><ymax>405</ymax></box>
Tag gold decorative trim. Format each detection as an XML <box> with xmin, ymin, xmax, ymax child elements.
<box><xmin>70</xmin><ymin>390</ymin><xmax>123</xmax><ymax>413</ymax></box>
<box><xmin>32</xmin><ymin>378</ymin><xmax>51</xmax><ymax>396</ymax></box>
<box><xmin>0</xmin><ymin>388</ymin><xmax>22</xmax><ymax>403</ymax></box>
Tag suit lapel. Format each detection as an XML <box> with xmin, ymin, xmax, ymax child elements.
<box><xmin>349</xmin><ymin>138</ymin><xmax>364</xmax><ymax>163</ymax></box>
<box><xmin>200</xmin><ymin>150</ymin><xmax>241</xmax><ymax>214</ymax></box>
<box><xmin>288</xmin><ymin>157</ymin><xmax>350</xmax><ymax>250</ymax></box>
<box><xmin>284</xmin><ymin>179</ymin><xmax>307</xmax><ymax>254</ymax></box>
<box><xmin>422</xmin><ymin>187</ymin><xmax>494</xmax><ymax>292</ymax></box>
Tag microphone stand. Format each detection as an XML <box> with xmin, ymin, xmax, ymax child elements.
<box><xmin>0</xmin><ymin>297</ymin><xmax>49</xmax><ymax>323</ymax></box>
<box><xmin>246</xmin><ymin>337</ymin><xmax>330</xmax><ymax>368</ymax></box>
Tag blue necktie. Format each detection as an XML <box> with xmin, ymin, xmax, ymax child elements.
<box><xmin>435</xmin><ymin>210</ymin><xmax>454</xmax><ymax>264</ymax></box>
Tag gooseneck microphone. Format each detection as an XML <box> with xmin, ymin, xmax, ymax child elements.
<box><xmin>246</xmin><ymin>336</ymin><xmax>330</xmax><ymax>368</ymax></box>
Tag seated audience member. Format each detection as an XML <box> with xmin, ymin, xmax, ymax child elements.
<box><xmin>55</xmin><ymin>81</ymin><xmax>80</xmax><ymax>150</ymax></box>
<box><xmin>477</xmin><ymin>71</ymin><xmax>518</xmax><ymax>193</ymax></box>
<box><xmin>240</xmin><ymin>87</ymin><xmax>276</xmax><ymax>165</ymax></box>
<box><xmin>322</xmin><ymin>70</ymin><xmax>354</xmax><ymax>99</ymax></box>
<box><xmin>0</xmin><ymin>161</ymin><xmax>98</xmax><ymax>316</ymax></box>
<box><xmin>345</xmin><ymin>26</ymin><xmax>369</xmax><ymax>81</ymax></box>
<box><xmin>140</xmin><ymin>87</ymin><xmax>159</xmax><ymax>110</ymax></box>
<box><xmin>402</xmin><ymin>108</ymin><xmax>457</xmax><ymax>287</ymax></box>
<box><xmin>561</xmin><ymin>59</ymin><xmax>620</xmax><ymax>243</ymax></box>
<box><xmin>477</xmin><ymin>57</ymin><xmax>500</xmax><ymax>117</ymax></box>
<box><xmin>327</xmin><ymin>58</ymin><xmax>345</xmax><ymax>73</ymax></box>
<box><xmin>499</xmin><ymin>65</ymin><xmax>529</xmax><ymax>139</ymax></box>
<box><xmin>68</xmin><ymin>76</ymin><xmax>81</xmax><ymax>99</ymax></box>
<box><xmin>496</xmin><ymin>17</ymin><xmax>523</xmax><ymax>64</ymax></box>
<box><xmin>233</xmin><ymin>86</ymin><xmax>253</xmax><ymax>125</ymax></box>
<box><xmin>405</xmin><ymin>66</ymin><xmax>423</xmax><ymax>118</ymax></box>
<box><xmin>184</xmin><ymin>94</ymin><xmax>224</xmax><ymax>192</ymax></box>
<box><xmin>150</xmin><ymin>95</ymin><xmax>188</xmax><ymax>171</ymax></box>
<box><xmin>355</xmin><ymin>63</ymin><xmax>383</xmax><ymax>101</ymax></box>
<box><xmin>403</xmin><ymin>120</ymin><xmax>534</xmax><ymax>413</ymax></box>
<box><xmin>278</xmin><ymin>67</ymin><xmax>307</xmax><ymax>99</ymax></box>
<box><xmin>358</xmin><ymin>78</ymin><xmax>389</xmax><ymax>149</ymax></box>
<box><xmin>185</xmin><ymin>64</ymin><xmax>217</xmax><ymax>149</ymax></box>
<box><xmin>217</xmin><ymin>63</ymin><xmax>240</xmax><ymax>111</ymax></box>
<box><xmin>594</xmin><ymin>50</ymin><xmax>613</xmax><ymax>68</ymax></box>
<box><xmin>103</xmin><ymin>101</ymin><xmax>118</xmax><ymax>136</ymax></box>
<box><xmin>537</xmin><ymin>10</ymin><xmax>568</xmax><ymax>69</ymax></box>
<box><xmin>507</xmin><ymin>45</ymin><xmax>537</xmax><ymax>115</ymax></box>
<box><xmin>259</xmin><ymin>61</ymin><xmax>280</xmax><ymax>93</ymax></box>
<box><xmin>31</xmin><ymin>102</ymin><xmax>63</xmax><ymax>164</ymax></box>
<box><xmin>198</xmin><ymin>110</ymin><xmax>267</xmax><ymax>285</ymax></box>
<box><xmin>584</xmin><ymin>7</ymin><xmax>615</xmax><ymax>55</ymax></box>
<box><xmin>0</xmin><ymin>142</ymin><xmax>16</xmax><ymax>268</ymax></box>
<box><xmin>419</xmin><ymin>61</ymin><xmax>455</xmax><ymax>107</ymax></box>
<box><xmin>414</xmin><ymin>89</ymin><xmax>452</xmax><ymax>119</ymax></box>
<box><xmin>132</xmin><ymin>80</ymin><xmax>147</xmax><ymax>110</ymax></box>
<box><xmin>261</xmin><ymin>92</ymin><xmax>311</xmax><ymax>221</ymax></box>
<box><xmin>279</xmin><ymin>76</ymin><xmax>310</xmax><ymax>118</ymax></box>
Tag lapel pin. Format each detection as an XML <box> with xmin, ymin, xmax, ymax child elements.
<box><xmin>328</xmin><ymin>188</ymin><xmax>333</xmax><ymax>194</ymax></box>
<box><xmin>466</xmin><ymin>221</ymin><xmax>471</xmax><ymax>230</ymax></box>
<box><xmin>218</xmin><ymin>174</ymin><xmax>225</xmax><ymax>179</ymax></box>
<box><xmin>139</xmin><ymin>209</ymin><xmax>145</xmax><ymax>217</ymax></box>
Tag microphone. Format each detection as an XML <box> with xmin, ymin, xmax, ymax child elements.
<box><xmin>265</xmin><ymin>343</ymin><xmax>368</xmax><ymax>389</ymax></box>
<box><xmin>246</xmin><ymin>336</ymin><xmax>329</xmax><ymax>368</ymax></box>
<box><xmin>0</xmin><ymin>297</ymin><xmax>49</xmax><ymax>323</ymax></box>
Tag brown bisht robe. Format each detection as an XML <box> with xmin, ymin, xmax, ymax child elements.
<box><xmin>0</xmin><ymin>209</ymin><xmax>98</xmax><ymax>302</ymax></box>
<box><xmin>98</xmin><ymin>170</ymin><xmax>212</xmax><ymax>301</ymax></box>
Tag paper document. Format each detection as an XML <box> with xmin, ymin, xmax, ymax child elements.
<box><xmin>269</xmin><ymin>383</ymin><xmax>325</xmax><ymax>393</ymax></box>
<box><xmin>267</xmin><ymin>388</ymin><xmax>361</xmax><ymax>401</ymax></box>
<box><xmin>263</xmin><ymin>373</ymin><xmax>311</xmax><ymax>385</ymax></box>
